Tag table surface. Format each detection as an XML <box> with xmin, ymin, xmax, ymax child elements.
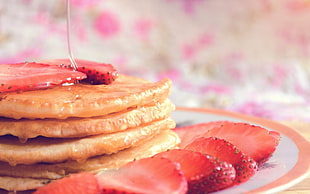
<box><xmin>279</xmin><ymin>121</ymin><xmax>310</xmax><ymax>194</ymax></box>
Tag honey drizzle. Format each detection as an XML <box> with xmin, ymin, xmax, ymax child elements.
<box><xmin>66</xmin><ymin>0</ymin><xmax>78</xmax><ymax>70</ymax></box>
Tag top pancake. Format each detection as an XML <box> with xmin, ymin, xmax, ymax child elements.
<box><xmin>0</xmin><ymin>74</ymin><xmax>172</xmax><ymax>119</ymax></box>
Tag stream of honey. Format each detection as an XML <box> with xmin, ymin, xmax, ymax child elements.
<box><xmin>66</xmin><ymin>0</ymin><xmax>78</xmax><ymax>70</ymax></box>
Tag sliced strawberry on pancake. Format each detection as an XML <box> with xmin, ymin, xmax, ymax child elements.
<box><xmin>97</xmin><ymin>157</ymin><xmax>188</xmax><ymax>194</ymax></box>
<box><xmin>41</xmin><ymin>59</ymin><xmax>118</xmax><ymax>85</ymax></box>
<box><xmin>155</xmin><ymin>149</ymin><xmax>236</xmax><ymax>193</ymax></box>
<box><xmin>0</xmin><ymin>62</ymin><xmax>86</xmax><ymax>93</ymax></box>
<box><xmin>185</xmin><ymin>137</ymin><xmax>258</xmax><ymax>185</ymax></box>
<box><xmin>33</xmin><ymin>172</ymin><xmax>99</xmax><ymax>194</ymax></box>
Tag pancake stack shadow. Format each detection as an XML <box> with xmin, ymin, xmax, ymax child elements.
<box><xmin>0</xmin><ymin>74</ymin><xmax>180</xmax><ymax>192</ymax></box>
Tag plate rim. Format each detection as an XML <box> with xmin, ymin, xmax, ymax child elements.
<box><xmin>175</xmin><ymin>106</ymin><xmax>310</xmax><ymax>194</ymax></box>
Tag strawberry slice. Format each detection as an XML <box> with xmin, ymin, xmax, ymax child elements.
<box><xmin>0</xmin><ymin>62</ymin><xmax>86</xmax><ymax>93</ymax></box>
<box><xmin>270</xmin><ymin>130</ymin><xmax>281</xmax><ymax>145</ymax></box>
<box><xmin>97</xmin><ymin>157</ymin><xmax>188</xmax><ymax>194</ymax></box>
<box><xmin>41</xmin><ymin>59</ymin><xmax>118</xmax><ymax>85</ymax></box>
<box><xmin>155</xmin><ymin>149</ymin><xmax>236</xmax><ymax>193</ymax></box>
<box><xmin>33</xmin><ymin>172</ymin><xmax>99</xmax><ymax>194</ymax></box>
<box><xmin>175</xmin><ymin>122</ymin><xmax>281</xmax><ymax>165</ymax></box>
<box><xmin>173</xmin><ymin>121</ymin><xmax>231</xmax><ymax>148</ymax></box>
<box><xmin>204</xmin><ymin>122</ymin><xmax>280</xmax><ymax>165</ymax></box>
<box><xmin>185</xmin><ymin>137</ymin><xmax>258</xmax><ymax>185</ymax></box>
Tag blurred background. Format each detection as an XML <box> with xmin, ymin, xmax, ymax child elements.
<box><xmin>0</xmin><ymin>0</ymin><xmax>309</xmax><ymax>121</ymax></box>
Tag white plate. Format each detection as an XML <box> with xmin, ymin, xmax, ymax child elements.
<box><xmin>172</xmin><ymin>107</ymin><xmax>310</xmax><ymax>194</ymax></box>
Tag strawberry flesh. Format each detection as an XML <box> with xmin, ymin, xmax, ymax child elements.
<box><xmin>97</xmin><ymin>157</ymin><xmax>188</xmax><ymax>194</ymax></box>
<box><xmin>33</xmin><ymin>172</ymin><xmax>99</xmax><ymax>194</ymax></box>
<box><xmin>204</xmin><ymin>122</ymin><xmax>280</xmax><ymax>165</ymax></box>
<box><xmin>173</xmin><ymin>121</ymin><xmax>231</xmax><ymax>148</ymax></box>
<box><xmin>175</xmin><ymin>121</ymin><xmax>280</xmax><ymax>165</ymax></box>
<box><xmin>155</xmin><ymin>149</ymin><xmax>236</xmax><ymax>193</ymax></box>
<box><xmin>185</xmin><ymin>137</ymin><xmax>258</xmax><ymax>185</ymax></box>
<box><xmin>41</xmin><ymin>59</ymin><xmax>118</xmax><ymax>85</ymax></box>
<box><xmin>0</xmin><ymin>62</ymin><xmax>86</xmax><ymax>93</ymax></box>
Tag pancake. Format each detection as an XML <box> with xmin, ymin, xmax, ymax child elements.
<box><xmin>0</xmin><ymin>99</ymin><xmax>175</xmax><ymax>139</ymax></box>
<box><xmin>0</xmin><ymin>176</ymin><xmax>48</xmax><ymax>193</ymax></box>
<box><xmin>0</xmin><ymin>118</ymin><xmax>176</xmax><ymax>165</ymax></box>
<box><xmin>0</xmin><ymin>130</ymin><xmax>180</xmax><ymax>192</ymax></box>
<box><xmin>0</xmin><ymin>71</ymin><xmax>177</xmax><ymax>192</ymax></box>
<box><xmin>0</xmin><ymin>74</ymin><xmax>172</xmax><ymax>119</ymax></box>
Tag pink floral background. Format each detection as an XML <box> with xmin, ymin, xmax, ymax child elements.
<box><xmin>0</xmin><ymin>0</ymin><xmax>309</xmax><ymax>121</ymax></box>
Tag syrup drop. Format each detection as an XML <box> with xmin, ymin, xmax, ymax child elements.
<box><xmin>76</xmin><ymin>158</ymin><xmax>87</xmax><ymax>163</ymax></box>
<box><xmin>8</xmin><ymin>160</ymin><xmax>17</xmax><ymax>167</ymax></box>
<box><xmin>18</xmin><ymin>137</ymin><xmax>28</xmax><ymax>143</ymax></box>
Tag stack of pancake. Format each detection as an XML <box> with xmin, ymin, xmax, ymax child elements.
<box><xmin>0</xmin><ymin>74</ymin><xmax>179</xmax><ymax>192</ymax></box>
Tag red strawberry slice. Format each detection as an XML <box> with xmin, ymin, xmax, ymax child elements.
<box><xmin>41</xmin><ymin>59</ymin><xmax>118</xmax><ymax>85</ymax></box>
<box><xmin>97</xmin><ymin>157</ymin><xmax>188</xmax><ymax>194</ymax></box>
<box><xmin>175</xmin><ymin>122</ymin><xmax>280</xmax><ymax>165</ymax></box>
<box><xmin>269</xmin><ymin>130</ymin><xmax>281</xmax><ymax>145</ymax></box>
<box><xmin>0</xmin><ymin>62</ymin><xmax>86</xmax><ymax>93</ymax></box>
<box><xmin>33</xmin><ymin>172</ymin><xmax>99</xmax><ymax>194</ymax></box>
<box><xmin>185</xmin><ymin>137</ymin><xmax>258</xmax><ymax>185</ymax></box>
<box><xmin>204</xmin><ymin>122</ymin><xmax>280</xmax><ymax>165</ymax></box>
<box><xmin>173</xmin><ymin>121</ymin><xmax>231</xmax><ymax>148</ymax></box>
<box><xmin>155</xmin><ymin>149</ymin><xmax>236</xmax><ymax>193</ymax></box>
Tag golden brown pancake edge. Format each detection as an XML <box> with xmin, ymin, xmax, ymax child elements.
<box><xmin>0</xmin><ymin>130</ymin><xmax>180</xmax><ymax>192</ymax></box>
<box><xmin>0</xmin><ymin>74</ymin><xmax>172</xmax><ymax>119</ymax></box>
<box><xmin>0</xmin><ymin>99</ymin><xmax>175</xmax><ymax>139</ymax></box>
